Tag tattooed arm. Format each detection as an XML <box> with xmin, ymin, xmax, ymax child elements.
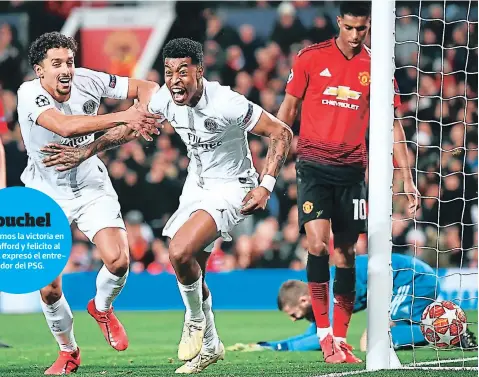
<box><xmin>252</xmin><ymin>112</ymin><xmax>293</xmax><ymax>179</ymax></box>
<box><xmin>41</xmin><ymin>79</ymin><xmax>164</xmax><ymax>171</ymax></box>
<box><xmin>240</xmin><ymin>111</ymin><xmax>293</xmax><ymax>215</ymax></box>
<box><xmin>90</xmin><ymin>124</ymin><xmax>138</xmax><ymax>154</ymax></box>
<box><xmin>41</xmin><ymin>124</ymin><xmax>139</xmax><ymax>172</ymax></box>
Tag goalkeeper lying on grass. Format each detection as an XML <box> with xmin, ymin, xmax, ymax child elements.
<box><xmin>228</xmin><ymin>254</ymin><xmax>477</xmax><ymax>352</ymax></box>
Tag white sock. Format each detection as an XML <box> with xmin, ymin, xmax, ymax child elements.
<box><xmin>202</xmin><ymin>293</ymin><xmax>220</xmax><ymax>351</ymax></box>
<box><xmin>41</xmin><ymin>294</ymin><xmax>78</xmax><ymax>352</ymax></box>
<box><xmin>94</xmin><ymin>265</ymin><xmax>128</xmax><ymax>312</ymax></box>
<box><xmin>335</xmin><ymin>336</ymin><xmax>346</xmax><ymax>343</ymax></box>
<box><xmin>178</xmin><ymin>274</ymin><xmax>204</xmax><ymax>322</ymax></box>
<box><xmin>317</xmin><ymin>326</ymin><xmax>333</xmax><ymax>341</ymax></box>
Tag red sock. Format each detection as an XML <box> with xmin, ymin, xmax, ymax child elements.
<box><xmin>308</xmin><ymin>282</ymin><xmax>330</xmax><ymax>328</ymax></box>
<box><xmin>333</xmin><ymin>293</ymin><xmax>355</xmax><ymax>339</ymax></box>
<box><xmin>306</xmin><ymin>253</ymin><xmax>331</xmax><ymax>329</ymax></box>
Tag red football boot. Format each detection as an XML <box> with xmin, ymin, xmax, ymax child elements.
<box><xmin>339</xmin><ymin>341</ymin><xmax>363</xmax><ymax>363</ymax></box>
<box><xmin>320</xmin><ymin>334</ymin><xmax>346</xmax><ymax>363</ymax></box>
<box><xmin>87</xmin><ymin>299</ymin><xmax>128</xmax><ymax>351</ymax></box>
<box><xmin>44</xmin><ymin>348</ymin><xmax>81</xmax><ymax>375</ymax></box>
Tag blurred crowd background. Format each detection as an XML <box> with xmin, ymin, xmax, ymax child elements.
<box><xmin>0</xmin><ymin>1</ymin><xmax>477</xmax><ymax>274</ymax></box>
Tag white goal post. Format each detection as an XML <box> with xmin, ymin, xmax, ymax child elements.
<box><xmin>367</xmin><ymin>0</ymin><xmax>398</xmax><ymax>371</ymax></box>
<box><xmin>368</xmin><ymin>0</ymin><xmax>478</xmax><ymax>372</ymax></box>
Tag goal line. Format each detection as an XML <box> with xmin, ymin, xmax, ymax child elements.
<box><xmin>314</xmin><ymin>357</ymin><xmax>478</xmax><ymax>377</ymax></box>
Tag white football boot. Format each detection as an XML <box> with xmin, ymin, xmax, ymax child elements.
<box><xmin>176</xmin><ymin>341</ymin><xmax>225</xmax><ymax>374</ymax></box>
<box><xmin>177</xmin><ymin>318</ymin><xmax>206</xmax><ymax>361</ymax></box>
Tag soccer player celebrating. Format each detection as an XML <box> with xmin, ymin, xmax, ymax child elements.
<box><xmin>276</xmin><ymin>2</ymin><xmax>420</xmax><ymax>363</ymax></box>
<box><xmin>17</xmin><ymin>32</ymin><xmax>161</xmax><ymax>374</ymax></box>
<box><xmin>45</xmin><ymin>37</ymin><xmax>293</xmax><ymax>374</ymax></box>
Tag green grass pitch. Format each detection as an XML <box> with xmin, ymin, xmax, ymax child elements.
<box><xmin>0</xmin><ymin>310</ymin><xmax>476</xmax><ymax>376</ymax></box>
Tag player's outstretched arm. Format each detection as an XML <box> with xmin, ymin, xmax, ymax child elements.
<box><xmin>240</xmin><ymin>112</ymin><xmax>293</xmax><ymax>215</ymax></box>
<box><xmin>41</xmin><ymin>82</ymin><xmax>165</xmax><ymax>171</ymax></box>
<box><xmin>257</xmin><ymin>323</ymin><xmax>320</xmax><ymax>352</ymax></box>
<box><xmin>36</xmin><ymin>104</ymin><xmax>162</xmax><ymax>139</ymax></box>
<box><xmin>228</xmin><ymin>323</ymin><xmax>320</xmax><ymax>352</ymax></box>
<box><xmin>41</xmin><ymin>123</ymin><xmax>144</xmax><ymax>171</ymax></box>
<box><xmin>0</xmin><ymin>138</ymin><xmax>6</xmax><ymax>189</ymax></box>
<box><xmin>127</xmin><ymin>79</ymin><xmax>160</xmax><ymax>105</ymax></box>
<box><xmin>393</xmin><ymin>117</ymin><xmax>421</xmax><ymax>214</ymax></box>
<box><xmin>111</xmin><ymin>79</ymin><xmax>161</xmax><ymax>142</ymax></box>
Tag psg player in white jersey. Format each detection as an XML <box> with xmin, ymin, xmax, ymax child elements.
<box><xmin>45</xmin><ymin>37</ymin><xmax>293</xmax><ymax>374</ymax></box>
<box><xmin>16</xmin><ymin>32</ymin><xmax>161</xmax><ymax>375</ymax></box>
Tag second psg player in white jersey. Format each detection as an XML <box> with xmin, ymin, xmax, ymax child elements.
<box><xmin>16</xmin><ymin>32</ymin><xmax>162</xmax><ymax>375</ymax></box>
<box><xmin>45</xmin><ymin>38</ymin><xmax>293</xmax><ymax>374</ymax></box>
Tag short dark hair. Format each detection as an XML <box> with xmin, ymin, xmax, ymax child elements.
<box><xmin>28</xmin><ymin>32</ymin><xmax>78</xmax><ymax>67</ymax></box>
<box><xmin>162</xmin><ymin>38</ymin><xmax>203</xmax><ymax>66</ymax></box>
<box><xmin>277</xmin><ymin>280</ymin><xmax>308</xmax><ymax>311</ymax></box>
<box><xmin>339</xmin><ymin>1</ymin><xmax>371</xmax><ymax>18</ymax></box>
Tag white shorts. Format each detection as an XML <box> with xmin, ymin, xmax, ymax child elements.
<box><xmin>163</xmin><ymin>174</ymin><xmax>257</xmax><ymax>252</ymax></box>
<box><xmin>55</xmin><ymin>186</ymin><xmax>125</xmax><ymax>243</ymax></box>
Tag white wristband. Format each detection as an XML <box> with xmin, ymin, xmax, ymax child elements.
<box><xmin>260</xmin><ymin>175</ymin><xmax>276</xmax><ymax>193</ymax></box>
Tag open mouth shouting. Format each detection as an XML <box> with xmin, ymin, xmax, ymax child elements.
<box><xmin>171</xmin><ymin>86</ymin><xmax>187</xmax><ymax>104</ymax></box>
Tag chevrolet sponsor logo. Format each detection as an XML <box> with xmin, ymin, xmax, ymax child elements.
<box><xmin>323</xmin><ymin>86</ymin><xmax>361</xmax><ymax>100</ymax></box>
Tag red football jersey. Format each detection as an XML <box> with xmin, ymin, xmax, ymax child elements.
<box><xmin>286</xmin><ymin>38</ymin><xmax>401</xmax><ymax>169</ymax></box>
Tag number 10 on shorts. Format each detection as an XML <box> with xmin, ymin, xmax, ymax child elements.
<box><xmin>353</xmin><ymin>199</ymin><xmax>367</xmax><ymax>220</ymax></box>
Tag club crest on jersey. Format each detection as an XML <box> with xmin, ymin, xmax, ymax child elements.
<box><xmin>204</xmin><ymin>118</ymin><xmax>219</xmax><ymax>132</ymax></box>
<box><xmin>358</xmin><ymin>71</ymin><xmax>370</xmax><ymax>86</ymax></box>
<box><xmin>303</xmin><ymin>201</ymin><xmax>313</xmax><ymax>214</ymax></box>
<box><xmin>82</xmin><ymin>100</ymin><xmax>97</xmax><ymax>115</ymax></box>
<box><xmin>35</xmin><ymin>95</ymin><xmax>50</xmax><ymax>107</ymax></box>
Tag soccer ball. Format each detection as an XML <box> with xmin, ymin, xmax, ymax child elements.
<box><xmin>420</xmin><ymin>300</ymin><xmax>467</xmax><ymax>348</ymax></box>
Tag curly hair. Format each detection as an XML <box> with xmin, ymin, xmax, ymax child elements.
<box><xmin>28</xmin><ymin>32</ymin><xmax>78</xmax><ymax>67</ymax></box>
<box><xmin>339</xmin><ymin>1</ymin><xmax>371</xmax><ymax>18</ymax></box>
<box><xmin>162</xmin><ymin>38</ymin><xmax>203</xmax><ymax>66</ymax></box>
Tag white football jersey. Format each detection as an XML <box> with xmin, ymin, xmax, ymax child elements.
<box><xmin>148</xmin><ymin>78</ymin><xmax>263</xmax><ymax>185</ymax></box>
<box><xmin>17</xmin><ymin>68</ymin><xmax>129</xmax><ymax>200</ymax></box>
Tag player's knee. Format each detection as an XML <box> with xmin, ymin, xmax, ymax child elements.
<box><xmin>103</xmin><ymin>244</ymin><xmax>129</xmax><ymax>276</ymax></box>
<box><xmin>308</xmin><ymin>240</ymin><xmax>329</xmax><ymax>256</ymax></box>
<box><xmin>40</xmin><ymin>282</ymin><xmax>62</xmax><ymax>305</ymax></box>
<box><xmin>169</xmin><ymin>241</ymin><xmax>194</xmax><ymax>266</ymax></box>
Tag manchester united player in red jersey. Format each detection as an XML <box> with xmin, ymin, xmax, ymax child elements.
<box><xmin>277</xmin><ymin>2</ymin><xmax>420</xmax><ymax>364</ymax></box>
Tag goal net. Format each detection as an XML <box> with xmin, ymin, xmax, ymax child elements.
<box><xmin>368</xmin><ymin>0</ymin><xmax>478</xmax><ymax>371</ymax></box>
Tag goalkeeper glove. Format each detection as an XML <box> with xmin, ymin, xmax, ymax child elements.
<box><xmin>226</xmin><ymin>343</ymin><xmax>269</xmax><ymax>352</ymax></box>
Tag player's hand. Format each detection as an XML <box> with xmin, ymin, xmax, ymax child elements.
<box><xmin>123</xmin><ymin>104</ymin><xmax>162</xmax><ymax>141</ymax></box>
<box><xmin>240</xmin><ymin>186</ymin><xmax>270</xmax><ymax>215</ymax></box>
<box><xmin>41</xmin><ymin>143</ymin><xmax>89</xmax><ymax>171</ymax></box>
<box><xmin>403</xmin><ymin>178</ymin><xmax>421</xmax><ymax>215</ymax></box>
